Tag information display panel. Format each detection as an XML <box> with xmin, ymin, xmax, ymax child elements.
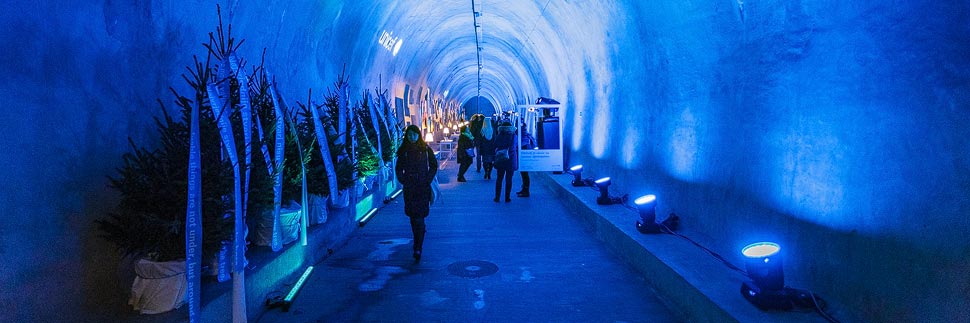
<box><xmin>517</xmin><ymin>104</ymin><xmax>563</xmax><ymax>172</ymax></box>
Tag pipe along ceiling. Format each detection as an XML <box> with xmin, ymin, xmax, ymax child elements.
<box><xmin>334</xmin><ymin>0</ymin><xmax>619</xmax><ymax>109</ymax></box>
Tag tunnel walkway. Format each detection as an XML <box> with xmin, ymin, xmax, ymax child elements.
<box><xmin>255</xmin><ymin>161</ymin><xmax>680</xmax><ymax>323</ymax></box>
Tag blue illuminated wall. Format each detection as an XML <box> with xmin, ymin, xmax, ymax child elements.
<box><xmin>1</xmin><ymin>1</ymin><xmax>967</xmax><ymax>322</ymax></box>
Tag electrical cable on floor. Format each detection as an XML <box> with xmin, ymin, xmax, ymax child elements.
<box><xmin>256</xmin><ymin>290</ymin><xmax>286</xmax><ymax>322</ymax></box>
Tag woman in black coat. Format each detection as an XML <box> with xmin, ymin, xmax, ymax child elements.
<box><xmin>456</xmin><ymin>126</ymin><xmax>475</xmax><ymax>182</ymax></box>
<box><xmin>492</xmin><ymin>121</ymin><xmax>518</xmax><ymax>202</ymax></box>
<box><xmin>469</xmin><ymin>114</ymin><xmax>485</xmax><ymax>172</ymax></box>
<box><xmin>395</xmin><ymin>125</ymin><xmax>438</xmax><ymax>262</ymax></box>
<box><xmin>479</xmin><ymin>119</ymin><xmax>496</xmax><ymax>180</ymax></box>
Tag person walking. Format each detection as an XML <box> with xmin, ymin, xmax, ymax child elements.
<box><xmin>470</xmin><ymin>114</ymin><xmax>485</xmax><ymax>172</ymax></box>
<box><xmin>395</xmin><ymin>125</ymin><xmax>438</xmax><ymax>263</ymax></box>
<box><xmin>492</xmin><ymin>121</ymin><xmax>517</xmax><ymax>202</ymax></box>
<box><xmin>479</xmin><ymin>119</ymin><xmax>496</xmax><ymax>180</ymax></box>
<box><xmin>456</xmin><ymin>125</ymin><xmax>474</xmax><ymax>182</ymax></box>
<box><xmin>517</xmin><ymin>124</ymin><xmax>537</xmax><ymax>197</ymax></box>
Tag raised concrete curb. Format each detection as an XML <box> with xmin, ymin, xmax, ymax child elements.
<box><xmin>536</xmin><ymin>172</ymin><xmax>826</xmax><ymax>323</ymax></box>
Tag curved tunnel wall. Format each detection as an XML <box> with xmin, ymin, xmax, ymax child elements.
<box><xmin>1</xmin><ymin>1</ymin><xmax>968</xmax><ymax>322</ymax></box>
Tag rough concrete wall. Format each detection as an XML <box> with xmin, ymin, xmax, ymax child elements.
<box><xmin>0</xmin><ymin>2</ymin><xmax>216</xmax><ymax>321</ymax></box>
<box><xmin>564</xmin><ymin>1</ymin><xmax>970</xmax><ymax>322</ymax></box>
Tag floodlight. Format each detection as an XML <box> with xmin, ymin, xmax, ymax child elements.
<box><xmin>740</xmin><ymin>242</ymin><xmax>792</xmax><ymax>310</ymax></box>
<box><xmin>742</xmin><ymin>242</ymin><xmax>784</xmax><ymax>290</ymax></box>
<box><xmin>358</xmin><ymin>208</ymin><xmax>378</xmax><ymax>227</ymax></box>
<box><xmin>594</xmin><ymin>177</ymin><xmax>613</xmax><ymax>205</ymax></box>
<box><xmin>569</xmin><ymin>165</ymin><xmax>587</xmax><ymax>186</ymax></box>
<box><xmin>266</xmin><ymin>266</ymin><xmax>315</xmax><ymax>312</ymax></box>
<box><xmin>634</xmin><ymin>195</ymin><xmax>662</xmax><ymax>233</ymax></box>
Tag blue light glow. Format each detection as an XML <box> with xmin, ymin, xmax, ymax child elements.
<box><xmin>570</xmin><ymin>165</ymin><xmax>583</xmax><ymax>172</ymax></box>
<box><xmin>284</xmin><ymin>266</ymin><xmax>315</xmax><ymax>302</ymax></box>
<box><xmin>665</xmin><ymin>106</ymin><xmax>702</xmax><ymax>182</ymax></box>
<box><xmin>570</xmin><ymin>89</ymin><xmax>590</xmax><ymax>152</ymax></box>
<box><xmin>766</xmin><ymin>121</ymin><xmax>848</xmax><ymax>229</ymax></box>
<box><xmin>741</xmin><ymin>242</ymin><xmax>781</xmax><ymax>258</ymax></box>
<box><xmin>356</xmin><ymin>195</ymin><xmax>375</xmax><ymax>221</ymax></box>
<box><xmin>634</xmin><ymin>195</ymin><xmax>656</xmax><ymax>206</ymax></box>
<box><xmin>594</xmin><ymin>177</ymin><xmax>611</xmax><ymax>187</ymax></box>
<box><xmin>590</xmin><ymin>99</ymin><xmax>612</xmax><ymax>159</ymax></box>
<box><xmin>620</xmin><ymin>125</ymin><xmax>642</xmax><ymax>169</ymax></box>
<box><xmin>358</xmin><ymin>208</ymin><xmax>379</xmax><ymax>226</ymax></box>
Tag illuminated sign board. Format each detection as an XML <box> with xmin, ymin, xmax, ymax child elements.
<box><xmin>517</xmin><ymin>104</ymin><xmax>565</xmax><ymax>172</ymax></box>
<box><xmin>378</xmin><ymin>30</ymin><xmax>403</xmax><ymax>56</ymax></box>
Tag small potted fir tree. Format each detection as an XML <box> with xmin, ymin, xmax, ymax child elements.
<box><xmin>97</xmin><ymin>98</ymin><xmax>233</xmax><ymax>314</ymax></box>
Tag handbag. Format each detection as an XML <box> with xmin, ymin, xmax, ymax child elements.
<box><xmin>465</xmin><ymin>147</ymin><xmax>475</xmax><ymax>158</ymax></box>
<box><xmin>494</xmin><ymin>148</ymin><xmax>510</xmax><ymax>162</ymax></box>
<box><xmin>430</xmin><ymin>176</ymin><xmax>441</xmax><ymax>204</ymax></box>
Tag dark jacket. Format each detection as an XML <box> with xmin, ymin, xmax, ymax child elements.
<box><xmin>521</xmin><ymin>129</ymin><xmax>537</xmax><ymax>150</ymax></box>
<box><xmin>479</xmin><ymin>134</ymin><xmax>496</xmax><ymax>163</ymax></box>
<box><xmin>457</xmin><ymin>132</ymin><xmax>474</xmax><ymax>165</ymax></box>
<box><xmin>493</xmin><ymin>124</ymin><xmax>518</xmax><ymax>171</ymax></box>
<box><xmin>395</xmin><ymin>139</ymin><xmax>437</xmax><ymax>218</ymax></box>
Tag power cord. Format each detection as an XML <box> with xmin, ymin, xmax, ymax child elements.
<box><xmin>655</xmin><ymin>212</ymin><xmax>841</xmax><ymax>322</ymax></box>
<box><xmin>579</xmin><ymin>178</ymin><xmax>627</xmax><ymax>204</ymax></box>
<box><xmin>263</xmin><ymin>290</ymin><xmax>286</xmax><ymax>309</ymax></box>
<box><xmin>256</xmin><ymin>290</ymin><xmax>286</xmax><ymax>322</ymax></box>
<box><xmin>565</xmin><ymin>172</ymin><xmax>841</xmax><ymax>323</ymax></box>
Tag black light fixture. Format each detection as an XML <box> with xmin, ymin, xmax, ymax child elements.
<box><xmin>634</xmin><ymin>195</ymin><xmax>662</xmax><ymax>233</ymax></box>
<box><xmin>569</xmin><ymin>165</ymin><xmax>588</xmax><ymax>186</ymax></box>
<box><xmin>633</xmin><ymin>194</ymin><xmax>679</xmax><ymax>233</ymax></box>
<box><xmin>266</xmin><ymin>265</ymin><xmax>315</xmax><ymax>312</ymax></box>
<box><xmin>594</xmin><ymin>177</ymin><xmax>615</xmax><ymax>205</ymax></box>
<box><xmin>740</xmin><ymin>242</ymin><xmax>792</xmax><ymax>310</ymax></box>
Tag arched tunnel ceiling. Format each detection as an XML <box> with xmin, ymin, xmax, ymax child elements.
<box><xmin>323</xmin><ymin>1</ymin><xmax>620</xmax><ymax>111</ymax></box>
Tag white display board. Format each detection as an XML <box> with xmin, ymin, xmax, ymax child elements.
<box><xmin>517</xmin><ymin>104</ymin><xmax>563</xmax><ymax>172</ymax></box>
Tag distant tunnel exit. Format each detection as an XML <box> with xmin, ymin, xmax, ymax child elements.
<box><xmin>462</xmin><ymin>96</ymin><xmax>496</xmax><ymax>119</ymax></box>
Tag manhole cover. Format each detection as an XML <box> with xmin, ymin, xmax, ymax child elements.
<box><xmin>447</xmin><ymin>260</ymin><xmax>499</xmax><ymax>278</ymax></box>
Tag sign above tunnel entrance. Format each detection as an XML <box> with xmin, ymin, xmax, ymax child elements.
<box><xmin>378</xmin><ymin>30</ymin><xmax>403</xmax><ymax>56</ymax></box>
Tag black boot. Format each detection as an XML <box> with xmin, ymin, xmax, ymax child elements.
<box><xmin>410</xmin><ymin>217</ymin><xmax>426</xmax><ymax>263</ymax></box>
<box><xmin>458</xmin><ymin>163</ymin><xmax>470</xmax><ymax>182</ymax></box>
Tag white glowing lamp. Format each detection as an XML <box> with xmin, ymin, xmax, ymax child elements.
<box><xmin>595</xmin><ymin>177</ymin><xmax>613</xmax><ymax>205</ymax></box>
<box><xmin>742</xmin><ymin>242</ymin><xmax>784</xmax><ymax>290</ymax></box>
<box><xmin>634</xmin><ymin>195</ymin><xmax>661</xmax><ymax>233</ymax></box>
<box><xmin>570</xmin><ymin>165</ymin><xmax>586</xmax><ymax>186</ymax></box>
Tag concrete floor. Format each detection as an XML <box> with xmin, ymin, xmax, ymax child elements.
<box><xmin>255</xmin><ymin>163</ymin><xmax>680</xmax><ymax>323</ymax></box>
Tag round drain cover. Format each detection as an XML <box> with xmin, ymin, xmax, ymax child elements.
<box><xmin>447</xmin><ymin>260</ymin><xmax>499</xmax><ymax>278</ymax></box>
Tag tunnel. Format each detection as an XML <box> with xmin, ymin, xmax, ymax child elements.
<box><xmin>1</xmin><ymin>1</ymin><xmax>969</xmax><ymax>322</ymax></box>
